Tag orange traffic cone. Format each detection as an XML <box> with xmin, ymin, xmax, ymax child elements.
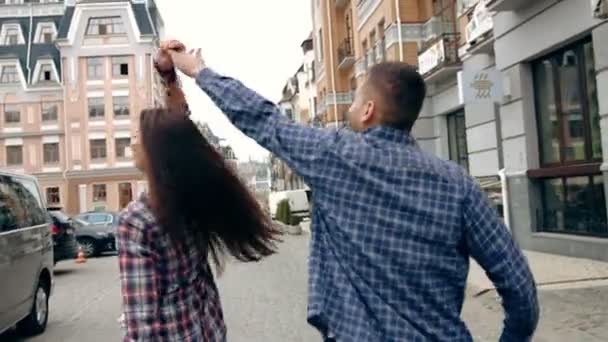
<box><xmin>75</xmin><ymin>246</ymin><xmax>87</xmax><ymax>264</ymax></box>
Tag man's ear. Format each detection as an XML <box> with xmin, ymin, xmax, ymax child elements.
<box><xmin>361</xmin><ymin>100</ymin><xmax>375</xmax><ymax>124</ymax></box>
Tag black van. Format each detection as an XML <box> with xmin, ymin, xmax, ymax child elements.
<box><xmin>0</xmin><ymin>171</ymin><xmax>54</xmax><ymax>336</ymax></box>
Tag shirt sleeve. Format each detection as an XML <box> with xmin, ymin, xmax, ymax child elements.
<box><xmin>117</xmin><ymin>215</ymin><xmax>161</xmax><ymax>342</ymax></box>
<box><xmin>195</xmin><ymin>67</ymin><xmax>335</xmax><ymax>185</ymax></box>
<box><xmin>462</xmin><ymin>177</ymin><xmax>539</xmax><ymax>342</ymax></box>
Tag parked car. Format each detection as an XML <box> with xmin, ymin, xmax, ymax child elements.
<box><xmin>74</xmin><ymin>211</ymin><xmax>118</xmax><ymax>226</ymax></box>
<box><xmin>47</xmin><ymin>209</ymin><xmax>79</xmax><ymax>264</ymax></box>
<box><xmin>72</xmin><ymin>216</ymin><xmax>117</xmax><ymax>257</ymax></box>
<box><xmin>0</xmin><ymin>171</ymin><xmax>53</xmax><ymax>336</ymax></box>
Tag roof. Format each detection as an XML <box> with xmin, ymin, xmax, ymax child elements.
<box><xmin>57</xmin><ymin>6</ymin><xmax>74</xmax><ymax>39</ymax></box>
<box><xmin>57</xmin><ymin>1</ymin><xmax>161</xmax><ymax>39</ymax></box>
<box><xmin>0</xmin><ymin>15</ymin><xmax>63</xmax><ymax>84</ymax></box>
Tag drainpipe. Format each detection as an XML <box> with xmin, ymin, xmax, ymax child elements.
<box><xmin>498</xmin><ymin>168</ymin><xmax>510</xmax><ymax>231</ymax></box>
<box><xmin>395</xmin><ymin>0</ymin><xmax>404</xmax><ymax>61</ymax></box>
<box><xmin>325</xmin><ymin>0</ymin><xmax>339</xmax><ymax>128</ymax></box>
<box><xmin>26</xmin><ymin>3</ymin><xmax>33</xmax><ymax>83</ymax></box>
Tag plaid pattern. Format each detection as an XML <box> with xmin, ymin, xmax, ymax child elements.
<box><xmin>196</xmin><ymin>68</ymin><xmax>539</xmax><ymax>341</ymax></box>
<box><xmin>117</xmin><ymin>194</ymin><xmax>226</xmax><ymax>342</ymax></box>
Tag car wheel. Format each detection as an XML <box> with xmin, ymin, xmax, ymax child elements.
<box><xmin>78</xmin><ymin>238</ymin><xmax>98</xmax><ymax>257</ymax></box>
<box><xmin>17</xmin><ymin>279</ymin><xmax>49</xmax><ymax>336</ymax></box>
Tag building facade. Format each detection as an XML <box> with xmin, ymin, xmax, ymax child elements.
<box><xmin>312</xmin><ymin>0</ymin><xmax>608</xmax><ymax>261</ymax></box>
<box><xmin>271</xmin><ymin>35</ymin><xmax>316</xmax><ymax>192</ymax></box>
<box><xmin>0</xmin><ymin>0</ymin><xmax>164</xmax><ymax>215</ymax></box>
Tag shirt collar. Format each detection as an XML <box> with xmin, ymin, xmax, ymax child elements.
<box><xmin>363</xmin><ymin>125</ymin><xmax>416</xmax><ymax>145</ymax></box>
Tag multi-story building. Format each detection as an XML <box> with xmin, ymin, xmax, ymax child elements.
<box><xmin>271</xmin><ymin>35</ymin><xmax>316</xmax><ymax>192</ymax></box>
<box><xmin>0</xmin><ymin>0</ymin><xmax>164</xmax><ymax>214</ymax></box>
<box><xmin>313</xmin><ymin>0</ymin><xmax>608</xmax><ymax>261</ymax></box>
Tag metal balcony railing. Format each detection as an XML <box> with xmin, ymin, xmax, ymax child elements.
<box><xmin>417</xmin><ymin>33</ymin><xmax>461</xmax><ymax>78</ymax></box>
<box><xmin>338</xmin><ymin>37</ymin><xmax>355</xmax><ymax>69</ymax></box>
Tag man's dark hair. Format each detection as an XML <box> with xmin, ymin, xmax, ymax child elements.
<box><xmin>366</xmin><ymin>62</ymin><xmax>426</xmax><ymax>131</ymax></box>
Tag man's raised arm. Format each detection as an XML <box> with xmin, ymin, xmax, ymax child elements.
<box><xmin>166</xmin><ymin>44</ymin><xmax>335</xmax><ymax>184</ymax></box>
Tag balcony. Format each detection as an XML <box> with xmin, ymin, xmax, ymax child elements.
<box><xmin>355</xmin><ymin>58</ymin><xmax>366</xmax><ymax>77</ymax></box>
<box><xmin>463</xmin><ymin>0</ymin><xmax>494</xmax><ymax>55</ymax></box>
<box><xmin>417</xmin><ymin>33</ymin><xmax>461</xmax><ymax>82</ymax></box>
<box><xmin>421</xmin><ymin>16</ymin><xmax>454</xmax><ymax>42</ymax></box>
<box><xmin>338</xmin><ymin>38</ymin><xmax>355</xmax><ymax>70</ymax></box>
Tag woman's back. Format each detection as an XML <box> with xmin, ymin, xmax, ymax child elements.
<box><xmin>118</xmin><ymin>194</ymin><xmax>227</xmax><ymax>342</ymax></box>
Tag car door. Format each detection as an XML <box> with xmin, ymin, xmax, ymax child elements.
<box><xmin>3</xmin><ymin>176</ymin><xmax>48</xmax><ymax>324</ymax></box>
<box><xmin>0</xmin><ymin>175</ymin><xmax>23</xmax><ymax>331</ymax></box>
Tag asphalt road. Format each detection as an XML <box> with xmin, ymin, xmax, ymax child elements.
<box><xmin>2</xmin><ymin>234</ymin><xmax>607</xmax><ymax>341</ymax></box>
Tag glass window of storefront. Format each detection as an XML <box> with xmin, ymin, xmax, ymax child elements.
<box><xmin>447</xmin><ymin>109</ymin><xmax>469</xmax><ymax>172</ymax></box>
<box><xmin>532</xmin><ymin>37</ymin><xmax>607</xmax><ymax>237</ymax></box>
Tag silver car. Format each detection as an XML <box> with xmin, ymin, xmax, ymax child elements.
<box><xmin>0</xmin><ymin>171</ymin><xmax>53</xmax><ymax>336</ymax></box>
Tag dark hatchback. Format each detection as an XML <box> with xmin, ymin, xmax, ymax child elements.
<box><xmin>47</xmin><ymin>210</ymin><xmax>79</xmax><ymax>264</ymax></box>
<box><xmin>72</xmin><ymin>217</ymin><xmax>117</xmax><ymax>257</ymax></box>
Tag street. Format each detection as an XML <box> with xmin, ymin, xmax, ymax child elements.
<box><xmin>2</xmin><ymin>234</ymin><xmax>608</xmax><ymax>342</ymax></box>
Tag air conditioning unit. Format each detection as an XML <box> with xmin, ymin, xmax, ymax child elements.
<box><xmin>593</xmin><ymin>0</ymin><xmax>608</xmax><ymax>19</ymax></box>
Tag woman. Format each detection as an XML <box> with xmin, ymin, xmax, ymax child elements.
<box><xmin>117</xmin><ymin>107</ymin><xmax>280</xmax><ymax>341</ymax></box>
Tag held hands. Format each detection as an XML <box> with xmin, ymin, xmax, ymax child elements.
<box><xmin>159</xmin><ymin>40</ymin><xmax>206</xmax><ymax>78</ymax></box>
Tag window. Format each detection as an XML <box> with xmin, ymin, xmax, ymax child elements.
<box><xmin>6</xmin><ymin>145</ymin><xmax>23</xmax><ymax>166</ymax></box>
<box><xmin>112</xmin><ymin>56</ymin><xmax>129</xmax><ymax>77</ymax></box>
<box><xmin>90</xmin><ymin>139</ymin><xmax>107</xmax><ymax>160</ymax></box>
<box><xmin>4</xmin><ymin>28</ymin><xmax>19</xmax><ymax>45</ymax></box>
<box><xmin>43</xmin><ymin>143</ymin><xmax>59</xmax><ymax>164</ymax></box>
<box><xmin>46</xmin><ymin>187</ymin><xmax>60</xmax><ymax>205</ymax></box>
<box><xmin>42</xmin><ymin>102</ymin><xmax>58</xmax><ymax>122</ymax></box>
<box><xmin>87</xmin><ymin>57</ymin><xmax>104</xmax><ymax>80</ymax></box>
<box><xmin>87</xmin><ymin>212</ymin><xmax>112</xmax><ymax>224</ymax></box>
<box><xmin>447</xmin><ymin>110</ymin><xmax>469</xmax><ymax>171</ymax></box>
<box><xmin>115</xmin><ymin>137</ymin><xmax>130</xmax><ymax>159</ymax></box>
<box><xmin>4</xmin><ymin>104</ymin><xmax>20</xmax><ymax>124</ymax></box>
<box><xmin>38</xmin><ymin>64</ymin><xmax>55</xmax><ymax>82</ymax></box>
<box><xmin>88</xmin><ymin>97</ymin><xmax>105</xmax><ymax>120</ymax></box>
<box><xmin>39</xmin><ymin>25</ymin><xmax>55</xmax><ymax>44</ymax></box>
<box><xmin>0</xmin><ymin>175</ymin><xmax>47</xmax><ymax>232</ymax></box>
<box><xmin>86</xmin><ymin>17</ymin><xmax>126</xmax><ymax>36</ymax></box>
<box><xmin>539</xmin><ymin>176</ymin><xmax>607</xmax><ymax>237</ymax></box>
<box><xmin>533</xmin><ymin>38</ymin><xmax>602</xmax><ymax>166</ymax></box>
<box><xmin>92</xmin><ymin>184</ymin><xmax>107</xmax><ymax>202</ymax></box>
<box><xmin>113</xmin><ymin>96</ymin><xmax>129</xmax><ymax>117</ymax></box>
<box><xmin>0</xmin><ymin>65</ymin><xmax>19</xmax><ymax>83</ymax></box>
<box><xmin>532</xmin><ymin>38</ymin><xmax>606</xmax><ymax>237</ymax></box>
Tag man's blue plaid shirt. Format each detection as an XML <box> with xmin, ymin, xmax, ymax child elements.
<box><xmin>196</xmin><ymin>68</ymin><xmax>539</xmax><ymax>341</ymax></box>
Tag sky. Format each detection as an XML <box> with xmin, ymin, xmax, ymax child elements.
<box><xmin>155</xmin><ymin>0</ymin><xmax>313</xmax><ymax>162</ymax></box>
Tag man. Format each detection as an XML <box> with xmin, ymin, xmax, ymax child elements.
<box><xmin>164</xmin><ymin>42</ymin><xmax>539</xmax><ymax>341</ymax></box>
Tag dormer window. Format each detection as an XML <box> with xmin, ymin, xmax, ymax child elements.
<box><xmin>1</xmin><ymin>24</ymin><xmax>24</xmax><ymax>46</ymax></box>
<box><xmin>86</xmin><ymin>17</ymin><xmax>126</xmax><ymax>36</ymax></box>
<box><xmin>35</xmin><ymin>23</ymin><xmax>57</xmax><ymax>44</ymax></box>
<box><xmin>0</xmin><ymin>65</ymin><xmax>19</xmax><ymax>84</ymax></box>
<box><xmin>39</xmin><ymin>64</ymin><xmax>54</xmax><ymax>82</ymax></box>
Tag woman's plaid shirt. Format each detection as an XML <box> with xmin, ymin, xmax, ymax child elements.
<box><xmin>117</xmin><ymin>194</ymin><xmax>226</xmax><ymax>342</ymax></box>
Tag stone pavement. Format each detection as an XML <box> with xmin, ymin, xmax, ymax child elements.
<box><xmin>467</xmin><ymin>250</ymin><xmax>608</xmax><ymax>295</ymax></box>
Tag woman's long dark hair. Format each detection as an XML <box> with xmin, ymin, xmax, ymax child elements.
<box><xmin>139</xmin><ymin>108</ymin><xmax>280</xmax><ymax>270</ymax></box>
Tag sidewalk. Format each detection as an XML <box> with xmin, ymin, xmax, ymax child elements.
<box><xmin>467</xmin><ymin>250</ymin><xmax>608</xmax><ymax>295</ymax></box>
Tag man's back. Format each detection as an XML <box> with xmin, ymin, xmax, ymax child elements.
<box><xmin>194</xmin><ymin>67</ymin><xmax>539</xmax><ymax>342</ymax></box>
<box><xmin>306</xmin><ymin>126</ymin><xmax>477</xmax><ymax>341</ymax></box>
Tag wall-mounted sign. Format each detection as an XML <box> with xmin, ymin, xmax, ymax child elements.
<box><xmin>418</xmin><ymin>40</ymin><xmax>446</xmax><ymax>75</ymax></box>
<box><xmin>458</xmin><ymin>68</ymin><xmax>504</xmax><ymax>103</ymax></box>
